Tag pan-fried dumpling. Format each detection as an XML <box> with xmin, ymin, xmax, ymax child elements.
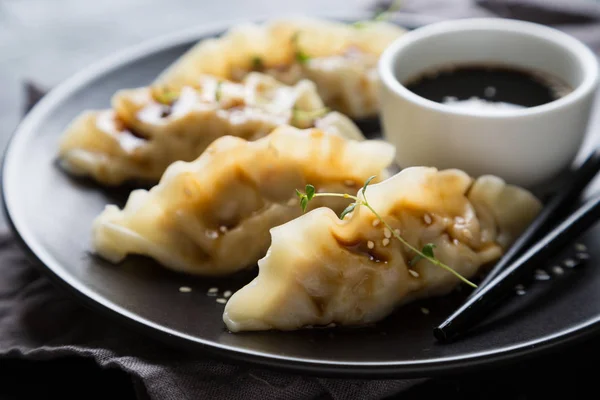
<box><xmin>91</xmin><ymin>126</ymin><xmax>395</xmax><ymax>275</ymax></box>
<box><xmin>155</xmin><ymin>18</ymin><xmax>406</xmax><ymax>118</ymax></box>
<box><xmin>58</xmin><ymin>72</ymin><xmax>364</xmax><ymax>186</ymax></box>
<box><xmin>223</xmin><ymin>167</ymin><xmax>542</xmax><ymax>332</ymax></box>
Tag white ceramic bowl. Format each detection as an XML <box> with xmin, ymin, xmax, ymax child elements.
<box><xmin>378</xmin><ymin>18</ymin><xmax>599</xmax><ymax>188</ymax></box>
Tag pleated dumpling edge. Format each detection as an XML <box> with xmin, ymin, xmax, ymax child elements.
<box><xmin>223</xmin><ymin>166</ymin><xmax>542</xmax><ymax>332</ymax></box>
<box><xmin>91</xmin><ymin>126</ymin><xmax>396</xmax><ymax>276</ymax></box>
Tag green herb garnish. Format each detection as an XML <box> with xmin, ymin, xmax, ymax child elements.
<box><xmin>215</xmin><ymin>81</ymin><xmax>223</xmax><ymax>102</ymax></box>
<box><xmin>291</xmin><ymin>106</ymin><xmax>329</xmax><ymax>125</ymax></box>
<box><xmin>153</xmin><ymin>87</ymin><xmax>179</xmax><ymax>105</ymax></box>
<box><xmin>295</xmin><ymin>177</ymin><xmax>477</xmax><ymax>288</ymax></box>
<box><xmin>354</xmin><ymin>0</ymin><xmax>404</xmax><ymax>27</ymax></box>
<box><xmin>409</xmin><ymin>243</ymin><xmax>436</xmax><ymax>267</ymax></box>
<box><xmin>291</xmin><ymin>32</ymin><xmax>311</xmax><ymax>64</ymax></box>
<box><xmin>339</xmin><ymin>203</ymin><xmax>357</xmax><ymax>220</ymax></box>
<box><xmin>252</xmin><ymin>55</ymin><xmax>264</xmax><ymax>70</ymax></box>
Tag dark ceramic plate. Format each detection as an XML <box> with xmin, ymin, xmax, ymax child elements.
<box><xmin>3</xmin><ymin>15</ymin><xmax>600</xmax><ymax>378</ymax></box>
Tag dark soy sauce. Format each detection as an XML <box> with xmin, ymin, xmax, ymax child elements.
<box><xmin>403</xmin><ymin>64</ymin><xmax>573</xmax><ymax>111</ymax></box>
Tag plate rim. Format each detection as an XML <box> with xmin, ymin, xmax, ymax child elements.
<box><xmin>3</xmin><ymin>12</ymin><xmax>600</xmax><ymax>378</ymax></box>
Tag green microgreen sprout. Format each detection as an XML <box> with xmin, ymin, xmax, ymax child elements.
<box><xmin>291</xmin><ymin>32</ymin><xmax>311</xmax><ymax>64</ymax></box>
<box><xmin>374</xmin><ymin>0</ymin><xmax>404</xmax><ymax>21</ymax></box>
<box><xmin>409</xmin><ymin>243</ymin><xmax>436</xmax><ymax>267</ymax></box>
<box><xmin>251</xmin><ymin>55</ymin><xmax>264</xmax><ymax>70</ymax></box>
<box><xmin>295</xmin><ymin>176</ymin><xmax>477</xmax><ymax>288</ymax></box>
<box><xmin>215</xmin><ymin>81</ymin><xmax>223</xmax><ymax>102</ymax></box>
<box><xmin>291</xmin><ymin>106</ymin><xmax>330</xmax><ymax>126</ymax></box>
<box><xmin>354</xmin><ymin>0</ymin><xmax>404</xmax><ymax>28</ymax></box>
<box><xmin>153</xmin><ymin>87</ymin><xmax>179</xmax><ymax>105</ymax></box>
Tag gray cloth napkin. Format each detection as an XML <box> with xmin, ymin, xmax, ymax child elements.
<box><xmin>2</xmin><ymin>1</ymin><xmax>600</xmax><ymax>399</ymax></box>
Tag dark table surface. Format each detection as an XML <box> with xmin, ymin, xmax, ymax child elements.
<box><xmin>1</xmin><ymin>0</ymin><xmax>600</xmax><ymax>399</ymax></box>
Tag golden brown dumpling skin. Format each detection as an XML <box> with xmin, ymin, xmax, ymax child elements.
<box><xmin>155</xmin><ymin>18</ymin><xmax>406</xmax><ymax>118</ymax></box>
<box><xmin>58</xmin><ymin>72</ymin><xmax>363</xmax><ymax>186</ymax></box>
<box><xmin>92</xmin><ymin>126</ymin><xmax>395</xmax><ymax>275</ymax></box>
<box><xmin>224</xmin><ymin>167</ymin><xmax>542</xmax><ymax>332</ymax></box>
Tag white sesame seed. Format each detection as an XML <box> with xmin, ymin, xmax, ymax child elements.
<box><xmin>219</xmin><ymin>226</ymin><xmax>227</xmax><ymax>233</ymax></box>
<box><xmin>564</xmin><ymin>258</ymin><xmax>577</xmax><ymax>268</ymax></box>
<box><xmin>223</xmin><ymin>290</ymin><xmax>232</xmax><ymax>298</ymax></box>
<box><xmin>384</xmin><ymin>228</ymin><xmax>392</xmax><ymax>238</ymax></box>
<box><xmin>552</xmin><ymin>265</ymin><xmax>564</xmax><ymax>276</ymax></box>
<box><xmin>367</xmin><ymin>240</ymin><xmax>374</xmax><ymax>249</ymax></box>
<box><xmin>372</xmin><ymin>219</ymin><xmax>380</xmax><ymax>227</ymax></box>
<box><xmin>423</xmin><ymin>214</ymin><xmax>432</xmax><ymax>224</ymax></box>
<box><xmin>534</xmin><ymin>269</ymin><xmax>551</xmax><ymax>281</ymax></box>
<box><xmin>382</xmin><ymin>238</ymin><xmax>390</xmax><ymax>247</ymax></box>
<box><xmin>409</xmin><ymin>269</ymin><xmax>420</xmax><ymax>278</ymax></box>
<box><xmin>216</xmin><ymin>298</ymin><xmax>227</xmax><ymax>304</ymax></box>
<box><xmin>394</xmin><ymin>229</ymin><xmax>401</xmax><ymax>236</ymax></box>
<box><xmin>207</xmin><ymin>287</ymin><xmax>219</xmax><ymax>296</ymax></box>
<box><xmin>420</xmin><ymin>307</ymin><xmax>430</xmax><ymax>315</ymax></box>
<box><xmin>484</xmin><ymin>86</ymin><xmax>496</xmax><ymax>97</ymax></box>
<box><xmin>205</xmin><ymin>230</ymin><xmax>219</xmax><ymax>239</ymax></box>
<box><xmin>515</xmin><ymin>284</ymin><xmax>526</xmax><ymax>295</ymax></box>
<box><xmin>179</xmin><ymin>286</ymin><xmax>192</xmax><ymax>293</ymax></box>
<box><xmin>576</xmin><ymin>252</ymin><xmax>590</xmax><ymax>261</ymax></box>
<box><xmin>575</xmin><ymin>243</ymin><xmax>587</xmax><ymax>252</ymax></box>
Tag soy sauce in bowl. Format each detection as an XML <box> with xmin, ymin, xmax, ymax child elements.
<box><xmin>403</xmin><ymin>64</ymin><xmax>573</xmax><ymax>111</ymax></box>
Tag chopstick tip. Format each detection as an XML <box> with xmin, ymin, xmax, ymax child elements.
<box><xmin>433</xmin><ymin>326</ymin><xmax>452</xmax><ymax>343</ymax></box>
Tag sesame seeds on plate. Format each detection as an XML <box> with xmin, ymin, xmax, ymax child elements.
<box><xmin>575</xmin><ymin>243</ymin><xmax>587</xmax><ymax>252</ymax></box>
<box><xmin>207</xmin><ymin>287</ymin><xmax>219</xmax><ymax>296</ymax></box>
<box><xmin>552</xmin><ymin>265</ymin><xmax>564</xmax><ymax>276</ymax></box>
<box><xmin>563</xmin><ymin>258</ymin><xmax>577</xmax><ymax>268</ymax></box>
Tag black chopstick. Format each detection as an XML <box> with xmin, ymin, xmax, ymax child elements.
<box><xmin>470</xmin><ymin>149</ymin><xmax>600</xmax><ymax>295</ymax></box>
<box><xmin>434</xmin><ymin>192</ymin><xmax>600</xmax><ymax>342</ymax></box>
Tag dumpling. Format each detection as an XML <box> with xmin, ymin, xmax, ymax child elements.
<box><xmin>91</xmin><ymin>126</ymin><xmax>395</xmax><ymax>275</ymax></box>
<box><xmin>223</xmin><ymin>167</ymin><xmax>542</xmax><ymax>332</ymax></box>
<box><xmin>58</xmin><ymin>72</ymin><xmax>364</xmax><ymax>186</ymax></box>
<box><xmin>155</xmin><ymin>18</ymin><xmax>406</xmax><ymax>118</ymax></box>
